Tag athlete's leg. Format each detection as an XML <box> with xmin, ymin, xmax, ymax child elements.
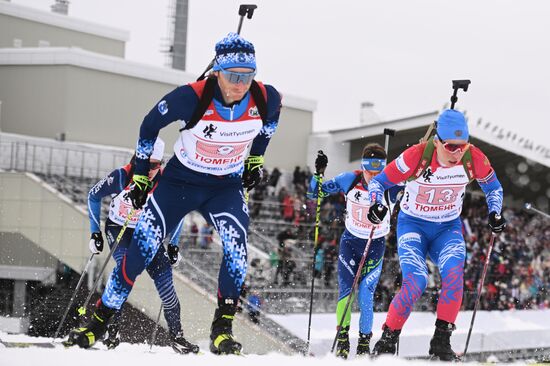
<box><xmin>357</xmin><ymin>237</ymin><xmax>385</xmax><ymax>335</ymax></box>
<box><xmin>199</xmin><ymin>183</ymin><xmax>248</xmax><ymax>354</ymax></box>
<box><xmin>101</xmin><ymin>177</ymin><xmax>199</xmax><ymax>311</ymax></box>
<box><xmin>102</xmin><ymin>222</ymin><xmax>133</xmax><ymax>343</ymax></box>
<box><xmin>428</xmin><ymin>218</ymin><xmax>466</xmax><ymax>324</ymax></box>
<box><xmin>104</xmin><ymin>219</ymin><xmax>132</xmax><ymax>266</ymax></box>
<box><xmin>385</xmin><ymin>216</ymin><xmax>430</xmax><ymax>330</ymax></box>
<box><xmin>426</xmin><ymin>218</ymin><xmax>464</xmax><ymax>360</ymax></box>
<box><xmin>200</xmin><ymin>186</ymin><xmax>249</xmax><ymax>304</ymax></box>
<box><xmin>336</xmin><ymin>230</ymin><xmax>363</xmax><ymax>329</ymax></box>
<box><xmin>145</xmin><ymin>244</ymin><xmax>182</xmax><ymax>336</ymax></box>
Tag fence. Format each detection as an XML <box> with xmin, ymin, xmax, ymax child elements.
<box><xmin>0</xmin><ymin>133</ymin><xmax>133</xmax><ymax>179</ymax></box>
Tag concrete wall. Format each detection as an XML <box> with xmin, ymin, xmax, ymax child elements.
<box><xmin>0</xmin><ymin>64</ymin><xmax>314</xmax><ymax>171</ymax></box>
<box><xmin>0</xmin><ymin>13</ymin><xmax>125</xmax><ymax>57</ymax></box>
<box><xmin>266</xmin><ymin>106</ymin><xmax>313</xmax><ymax>171</ymax></box>
<box><xmin>0</xmin><ymin>64</ymin><xmax>183</xmax><ymax>149</ymax></box>
<box><xmin>0</xmin><ymin>65</ymin><xmax>67</xmax><ymax>138</ymax></box>
<box><xmin>0</xmin><ymin>172</ymin><xmax>292</xmax><ymax>354</ymax></box>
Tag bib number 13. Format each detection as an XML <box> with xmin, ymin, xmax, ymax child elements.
<box><xmin>417</xmin><ymin>186</ymin><xmax>458</xmax><ymax>204</ymax></box>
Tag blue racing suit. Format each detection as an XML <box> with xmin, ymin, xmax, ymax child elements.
<box><xmin>308</xmin><ymin>170</ymin><xmax>402</xmax><ymax>334</ymax></box>
<box><xmin>100</xmin><ymin>79</ymin><xmax>281</xmax><ymax>311</ymax></box>
<box><xmin>88</xmin><ymin>165</ymin><xmax>184</xmax><ymax>335</ymax></box>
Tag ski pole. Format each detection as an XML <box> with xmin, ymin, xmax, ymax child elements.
<box><xmin>524</xmin><ymin>203</ymin><xmax>550</xmax><ymax>220</ymax></box>
<box><xmin>330</xmin><ymin>226</ymin><xmax>376</xmax><ymax>354</ymax></box>
<box><xmin>197</xmin><ymin>4</ymin><xmax>258</xmax><ymax>81</ymax></box>
<box><xmin>52</xmin><ymin>253</ymin><xmax>96</xmax><ymax>341</ymax></box>
<box><xmin>77</xmin><ymin>209</ymin><xmax>136</xmax><ymax>316</ymax></box>
<box><xmin>148</xmin><ymin>304</ymin><xmax>164</xmax><ymax>352</ymax></box>
<box><xmin>305</xmin><ymin>153</ymin><xmax>325</xmax><ymax>355</ymax></box>
<box><xmin>463</xmin><ymin>232</ymin><xmax>496</xmax><ymax>357</ymax></box>
<box><xmin>384</xmin><ymin>128</ymin><xmax>396</xmax><ymax>159</ymax></box>
<box><xmin>420</xmin><ymin>80</ymin><xmax>471</xmax><ymax>143</ymax></box>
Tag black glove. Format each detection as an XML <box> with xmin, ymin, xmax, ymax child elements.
<box><xmin>488</xmin><ymin>211</ymin><xmax>506</xmax><ymax>233</ymax></box>
<box><xmin>242</xmin><ymin>155</ymin><xmax>264</xmax><ymax>191</ymax></box>
<box><xmin>128</xmin><ymin>174</ymin><xmax>151</xmax><ymax>209</ymax></box>
<box><xmin>315</xmin><ymin>150</ymin><xmax>328</xmax><ymax>175</ymax></box>
<box><xmin>89</xmin><ymin>232</ymin><xmax>104</xmax><ymax>254</ymax></box>
<box><xmin>367</xmin><ymin>203</ymin><xmax>389</xmax><ymax>224</ymax></box>
<box><xmin>167</xmin><ymin>244</ymin><xmax>181</xmax><ymax>266</ymax></box>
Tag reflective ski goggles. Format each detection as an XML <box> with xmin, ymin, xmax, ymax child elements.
<box><xmin>217</xmin><ymin>63</ymin><xmax>256</xmax><ymax>85</ymax></box>
<box><xmin>435</xmin><ymin>132</ymin><xmax>470</xmax><ymax>153</ymax></box>
<box><xmin>361</xmin><ymin>158</ymin><xmax>386</xmax><ymax>172</ymax></box>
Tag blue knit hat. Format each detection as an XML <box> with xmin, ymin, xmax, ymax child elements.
<box><xmin>436</xmin><ymin>109</ymin><xmax>469</xmax><ymax>141</ymax></box>
<box><xmin>212</xmin><ymin>32</ymin><xmax>256</xmax><ymax>71</ymax></box>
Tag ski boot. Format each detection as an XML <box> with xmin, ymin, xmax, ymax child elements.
<box><xmin>102</xmin><ymin>321</ymin><xmax>120</xmax><ymax>350</ymax></box>
<box><xmin>429</xmin><ymin>319</ymin><xmax>461</xmax><ymax>361</ymax></box>
<box><xmin>209</xmin><ymin>304</ymin><xmax>242</xmax><ymax>355</ymax></box>
<box><xmin>335</xmin><ymin>326</ymin><xmax>350</xmax><ymax>359</ymax></box>
<box><xmin>372</xmin><ymin>323</ymin><xmax>401</xmax><ymax>356</ymax></box>
<box><xmin>171</xmin><ymin>331</ymin><xmax>200</xmax><ymax>354</ymax></box>
<box><xmin>356</xmin><ymin>331</ymin><xmax>372</xmax><ymax>357</ymax></box>
<box><xmin>64</xmin><ymin>302</ymin><xmax>115</xmax><ymax>349</ymax></box>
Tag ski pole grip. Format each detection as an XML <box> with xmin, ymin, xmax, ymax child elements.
<box><xmin>239</xmin><ymin>4</ymin><xmax>257</xmax><ymax>18</ymax></box>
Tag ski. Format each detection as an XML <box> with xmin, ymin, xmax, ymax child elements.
<box><xmin>0</xmin><ymin>340</ymin><xmax>56</xmax><ymax>348</ymax></box>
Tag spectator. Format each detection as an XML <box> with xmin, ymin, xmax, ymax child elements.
<box><xmin>199</xmin><ymin>223</ymin><xmax>213</xmax><ymax>249</ymax></box>
<box><xmin>314</xmin><ymin>244</ymin><xmax>325</xmax><ymax>279</ymax></box>
<box><xmin>267</xmin><ymin>167</ymin><xmax>281</xmax><ymax>196</ymax></box>
<box><xmin>190</xmin><ymin>222</ymin><xmax>199</xmax><ymax>246</ymax></box>
<box><xmin>246</xmin><ymin>290</ymin><xmax>263</xmax><ymax>324</ymax></box>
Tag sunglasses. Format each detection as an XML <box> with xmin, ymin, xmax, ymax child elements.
<box><xmin>435</xmin><ymin>132</ymin><xmax>469</xmax><ymax>153</ymax></box>
<box><xmin>217</xmin><ymin>63</ymin><xmax>256</xmax><ymax>85</ymax></box>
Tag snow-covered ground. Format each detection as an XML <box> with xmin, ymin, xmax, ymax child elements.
<box><xmin>0</xmin><ymin>332</ymin><xmax>540</xmax><ymax>366</ymax></box>
<box><xmin>2</xmin><ymin>310</ymin><xmax>549</xmax><ymax>365</ymax></box>
<box><xmin>0</xmin><ymin>331</ymin><xmax>527</xmax><ymax>366</ymax></box>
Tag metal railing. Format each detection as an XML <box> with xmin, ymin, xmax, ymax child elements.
<box><xmin>0</xmin><ymin>134</ymin><xmax>133</xmax><ymax>179</ymax></box>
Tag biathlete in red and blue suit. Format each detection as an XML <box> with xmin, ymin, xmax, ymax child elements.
<box><xmin>367</xmin><ymin>109</ymin><xmax>507</xmax><ymax>360</ymax></box>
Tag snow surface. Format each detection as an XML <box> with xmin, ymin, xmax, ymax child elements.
<box><xmin>0</xmin><ymin>331</ymin><xmax>527</xmax><ymax>366</ymax></box>
<box><xmin>2</xmin><ymin>310</ymin><xmax>549</xmax><ymax>365</ymax></box>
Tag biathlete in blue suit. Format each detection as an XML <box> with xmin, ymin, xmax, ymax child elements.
<box><xmin>307</xmin><ymin>143</ymin><xmax>402</xmax><ymax>359</ymax></box>
<box><xmin>84</xmin><ymin>137</ymin><xmax>198</xmax><ymax>353</ymax></box>
<box><xmin>68</xmin><ymin>32</ymin><xmax>282</xmax><ymax>355</ymax></box>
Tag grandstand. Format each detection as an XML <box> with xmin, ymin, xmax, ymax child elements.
<box><xmin>0</xmin><ymin>1</ymin><xmax>549</xmax><ymax>362</ymax></box>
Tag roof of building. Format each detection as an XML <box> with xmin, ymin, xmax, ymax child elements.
<box><xmin>0</xmin><ymin>1</ymin><xmax>130</xmax><ymax>42</ymax></box>
<box><xmin>0</xmin><ymin>47</ymin><xmax>316</xmax><ymax>112</ymax></box>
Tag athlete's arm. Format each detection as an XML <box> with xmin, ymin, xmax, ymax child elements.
<box><xmin>387</xmin><ymin>184</ymin><xmax>405</xmax><ymax>205</ymax></box>
<box><xmin>368</xmin><ymin>144</ymin><xmax>423</xmax><ymax>204</ymax></box>
<box><xmin>249</xmin><ymin>85</ymin><xmax>282</xmax><ymax>156</ymax></box>
<box><xmin>87</xmin><ymin>167</ymin><xmax>130</xmax><ymax>233</ymax></box>
<box><xmin>471</xmin><ymin>146</ymin><xmax>503</xmax><ymax>214</ymax></box>
<box><xmin>307</xmin><ymin>171</ymin><xmax>357</xmax><ymax>199</ymax></box>
<box><xmin>135</xmin><ymin>86</ymin><xmax>199</xmax><ymax>175</ymax></box>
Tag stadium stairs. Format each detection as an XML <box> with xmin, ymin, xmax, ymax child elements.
<box><xmin>0</xmin><ymin>171</ymin><xmax>305</xmax><ymax>354</ymax></box>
